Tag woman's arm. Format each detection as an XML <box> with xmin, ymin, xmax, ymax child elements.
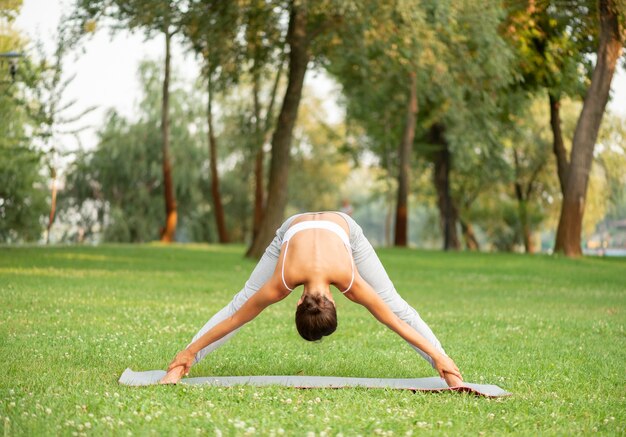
<box><xmin>187</xmin><ymin>280</ymin><xmax>287</xmax><ymax>356</ymax></box>
<box><xmin>347</xmin><ymin>276</ymin><xmax>463</xmax><ymax>383</ymax></box>
<box><xmin>161</xmin><ymin>279</ymin><xmax>288</xmax><ymax>382</ymax></box>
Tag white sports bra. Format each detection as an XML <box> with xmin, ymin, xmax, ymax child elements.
<box><xmin>281</xmin><ymin>220</ymin><xmax>355</xmax><ymax>293</ymax></box>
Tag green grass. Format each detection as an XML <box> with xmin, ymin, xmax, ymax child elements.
<box><xmin>1</xmin><ymin>244</ymin><xmax>624</xmax><ymax>436</ymax></box>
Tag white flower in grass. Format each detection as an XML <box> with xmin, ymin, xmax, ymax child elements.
<box><xmin>45</xmin><ymin>408</ymin><xmax>52</xmax><ymax>415</ymax></box>
<box><xmin>84</xmin><ymin>422</ymin><xmax>91</xmax><ymax>429</ymax></box>
<box><xmin>277</xmin><ymin>428</ymin><xmax>285</xmax><ymax>435</ymax></box>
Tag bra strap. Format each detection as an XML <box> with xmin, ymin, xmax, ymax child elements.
<box><xmin>281</xmin><ymin>240</ymin><xmax>294</xmax><ymax>292</ymax></box>
<box><xmin>341</xmin><ymin>243</ymin><xmax>355</xmax><ymax>293</ymax></box>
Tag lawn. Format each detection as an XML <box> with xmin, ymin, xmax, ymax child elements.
<box><xmin>0</xmin><ymin>244</ymin><xmax>624</xmax><ymax>436</ymax></box>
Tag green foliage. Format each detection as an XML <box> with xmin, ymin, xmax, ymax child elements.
<box><xmin>287</xmin><ymin>93</ymin><xmax>351</xmax><ymax>213</ymax></box>
<box><xmin>504</xmin><ymin>0</ymin><xmax>597</xmax><ymax>99</ymax></box>
<box><xmin>463</xmin><ymin>95</ymin><xmax>574</xmax><ymax>250</ymax></box>
<box><xmin>0</xmin><ymin>0</ymin><xmax>22</xmax><ymax>21</ymax></box>
<box><xmin>1</xmin><ymin>246</ymin><xmax>625</xmax><ymax>434</ymax></box>
<box><xmin>0</xmin><ymin>145</ymin><xmax>47</xmax><ymax>242</ymax></box>
<box><xmin>597</xmin><ymin>113</ymin><xmax>626</xmax><ymax>221</ymax></box>
<box><xmin>0</xmin><ymin>1</ymin><xmax>49</xmax><ymax>242</ymax></box>
<box><xmin>62</xmin><ymin>61</ymin><xmax>209</xmax><ymax>242</ymax></box>
<box><xmin>326</xmin><ymin>0</ymin><xmax>513</xmax><ymax>160</ymax></box>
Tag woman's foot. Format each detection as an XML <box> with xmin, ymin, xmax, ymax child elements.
<box><xmin>159</xmin><ymin>365</ymin><xmax>186</xmax><ymax>384</ymax></box>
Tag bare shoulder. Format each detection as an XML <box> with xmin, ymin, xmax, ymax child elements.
<box><xmin>261</xmin><ymin>275</ymin><xmax>292</xmax><ymax>301</ymax></box>
<box><xmin>342</xmin><ymin>272</ymin><xmax>372</xmax><ymax>304</ymax></box>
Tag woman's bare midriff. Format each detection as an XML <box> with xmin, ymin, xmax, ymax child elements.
<box><xmin>280</xmin><ymin>212</ymin><xmax>353</xmax><ymax>291</ymax></box>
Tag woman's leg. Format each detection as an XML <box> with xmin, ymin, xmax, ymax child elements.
<box><xmin>189</xmin><ymin>215</ymin><xmax>299</xmax><ymax>365</ymax></box>
<box><xmin>336</xmin><ymin>213</ymin><xmax>446</xmax><ymax>368</ymax></box>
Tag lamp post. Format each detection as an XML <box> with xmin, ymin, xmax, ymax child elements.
<box><xmin>0</xmin><ymin>51</ymin><xmax>23</xmax><ymax>82</ymax></box>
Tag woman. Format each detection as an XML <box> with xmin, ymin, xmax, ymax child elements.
<box><xmin>161</xmin><ymin>211</ymin><xmax>463</xmax><ymax>386</ymax></box>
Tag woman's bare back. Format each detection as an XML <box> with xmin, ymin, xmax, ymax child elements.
<box><xmin>279</xmin><ymin>212</ymin><xmax>353</xmax><ymax>291</ymax></box>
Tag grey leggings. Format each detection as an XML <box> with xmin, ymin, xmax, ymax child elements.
<box><xmin>190</xmin><ymin>212</ymin><xmax>446</xmax><ymax>368</ymax></box>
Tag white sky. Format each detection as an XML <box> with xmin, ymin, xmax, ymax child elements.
<box><xmin>12</xmin><ymin>0</ymin><xmax>626</xmax><ymax>155</ymax></box>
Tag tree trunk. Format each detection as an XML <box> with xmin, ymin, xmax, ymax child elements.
<box><xmin>549</xmin><ymin>93</ymin><xmax>568</xmax><ymax>194</ymax></box>
<box><xmin>46</xmin><ymin>167</ymin><xmax>57</xmax><ymax>245</ymax></box>
<box><xmin>252</xmin><ymin>67</ymin><xmax>264</xmax><ymax>241</ymax></box>
<box><xmin>515</xmin><ymin>182</ymin><xmax>534</xmax><ymax>253</ymax></box>
<box><xmin>251</xmin><ymin>57</ymin><xmax>283</xmax><ymax>241</ymax></box>
<box><xmin>554</xmin><ymin>0</ymin><xmax>622</xmax><ymax>256</ymax></box>
<box><xmin>430</xmin><ymin>124</ymin><xmax>460</xmax><ymax>250</ymax></box>
<box><xmin>460</xmin><ymin>219</ymin><xmax>479</xmax><ymax>251</ymax></box>
<box><xmin>394</xmin><ymin>71</ymin><xmax>417</xmax><ymax>247</ymax></box>
<box><xmin>160</xmin><ymin>31</ymin><xmax>177</xmax><ymax>242</ymax></box>
<box><xmin>246</xmin><ymin>4</ymin><xmax>309</xmax><ymax>258</ymax></box>
<box><xmin>208</xmin><ymin>73</ymin><xmax>229</xmax><ymax>243</ymax></box>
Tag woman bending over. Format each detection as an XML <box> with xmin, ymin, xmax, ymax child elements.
<box><xmin>162</xmin><ymin>211</ymin><xmax>463</xmax><ymax>386</ymax></box>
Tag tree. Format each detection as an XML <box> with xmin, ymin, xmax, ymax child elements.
<box><xmin>29</xmin><ymin>19</ymin><xmax>95</xmax><ymax>244</ymax></box>
<box><xmin>326</xmin><ymin>0</ymin><xmax>512</xmax><ymax>250</ymax></box>
<box><xmin>244</xmin><ymin>1</ymin><xmax>286</xmax><ymax>241</ymax></box>
<box><xmin>74</xmin><ymin>0</ymin><xmax>189</xmax><ymax>242</ymax></box>
<box><xmin>245</xmin><ymin>0</ymin><xmax>319</xmax><ymax>258</ymax></box>
<box><xmin>554</xmin><ymin>0</ymin><xmax>624</xmax><ymax>255</ymax></box>
<box><xmin>286</xmin><ymin>92</ymin><xmax>351</xmax><ymax>213</ymax></box>
<box><xmin>63</xmin><ymin>61</ymin><xmax>209</xmax><ymax>242</ymax></box>
<box><xmin>504</xmin><ymin>97</ymin><xmax>559</xmax><ymax>253</ymax></box>
<box><xmin>183</xmin><ymin>1</ymin><xmax>241</xmax><ymax>244</ymax></box>
<box><xmin>504</xmin><ymin>0</ymin><xmax>596</xmax><ymax>193</ymax></box>
<box><xmin>0</xmin><ymin>1</ymin><xmax>47</xmax><ymax>242</ymax></box>
<box><xmin>1</xmin><ymin>4</ymin><xmax>92</xmax><ymax>243</ymax></box>
<box><xmin>0</xmin><ymin>54</ymin><xmax>48</xmax><ymax>242</ymax></box>
<box><xmin>504</xmin><ymin>0</ymin><xmax>624</xmax><ymax>255</ymax></box>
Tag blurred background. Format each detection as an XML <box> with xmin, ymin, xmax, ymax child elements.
<box><xmin>1</xmin><ymin>0</ymin><xmax>625</xmax><ymax>257</ymax></box>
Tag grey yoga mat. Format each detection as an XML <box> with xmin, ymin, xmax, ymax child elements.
<box><xmin>118</xmin><ymin>369</ymin><xmax>511</xmax><ymax>397</ymax></box>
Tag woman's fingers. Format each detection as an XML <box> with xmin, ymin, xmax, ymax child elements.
<box><xmin>443</xmin><ymin>369</ymin><xmax>463</xmax><ymax>379</ymax></box>
<box><xmin>167</xmin><ymin>357</ymin><xmax>183</xmax><ymax>372</ymax></box>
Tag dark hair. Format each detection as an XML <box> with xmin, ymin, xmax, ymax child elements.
<box><xmin>295</xmin><ymin>294</ymin><xmax>337</xmax><ymax>341</ymax></box>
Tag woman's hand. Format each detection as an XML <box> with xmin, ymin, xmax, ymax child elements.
<box><xmin>433</xmin><ymin>354</ymin><xmax>463</xmax><ymax>387</ymax></box>
<box><xmin>167</xmin><ymin>349</ymin><xmax>196</xmax><ymax>375</ymax></box>
<box><xmin>160</xmin><ymin>365</ymin><xmax>186</xmax><ymax>384</ymax></box>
